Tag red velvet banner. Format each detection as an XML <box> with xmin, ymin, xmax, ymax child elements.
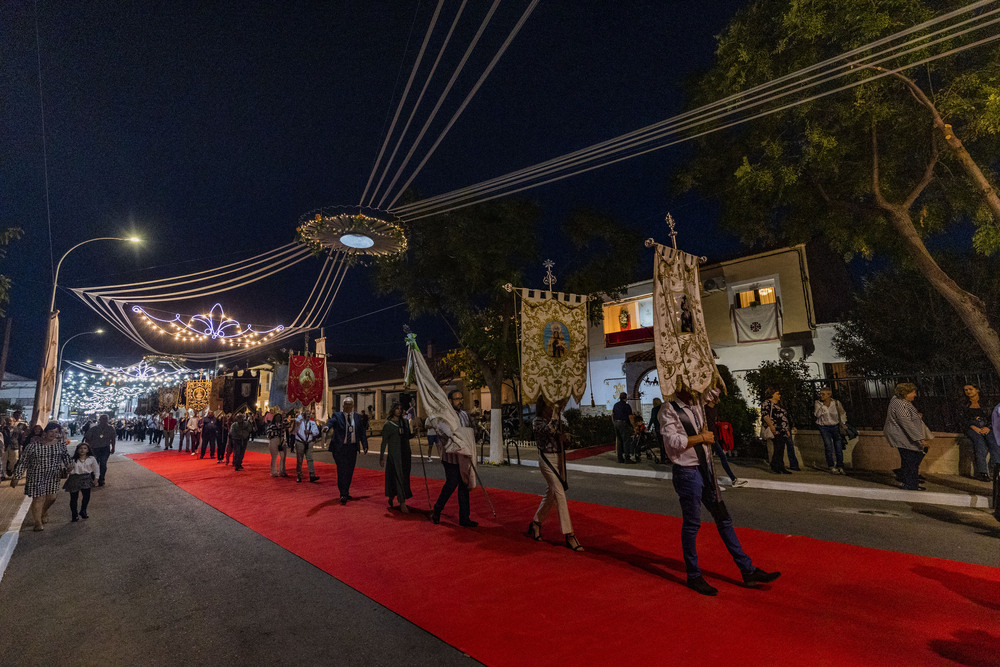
<box><xmin>286</xmin><ymin>355</ymin><xmax>325</xmax><ymax>406</ymax></box>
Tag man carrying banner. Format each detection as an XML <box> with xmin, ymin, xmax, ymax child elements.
<box><xmin>431</xmin><ymin>390</ymin><xmax>478</xmax><ymax>528</ymax></box>
<box><xmin>660</xmin><ymin>390</ymin><xmax>780</xmax><ymax>596</ymax></box>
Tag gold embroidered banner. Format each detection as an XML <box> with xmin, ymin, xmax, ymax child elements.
<box><xmin>519</xmin><ymin>289</ymin><xmax>589</xmax><ymax>405</ymax></box>
<box><xmin>185</xmin><ymin>380</ymin><xmax>211</xmax><ymax>412</ymax></box>
<box><xmin>652</xmin><ymin>244</ymin><xmax>723</xmax><ymax>400</ymax></box>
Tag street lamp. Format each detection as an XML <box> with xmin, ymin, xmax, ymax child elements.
<box><xmin>33</xmin><ymin>235</ymin><xmax>140</xmax><ymax>425</ymax></box>
<box><xmin>53</xmin><ymin>329</ymin><xmax>104</xmax><ymax>418</ymax></box>
<box><xmin>49</xmin><ymin>236</ymin><xmax>141</xmax><ymax>311</ymax></box>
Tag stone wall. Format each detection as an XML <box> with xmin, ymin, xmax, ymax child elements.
<box><xmin>790</xmin><ymin>429</ymin><xmax>974</xmax><ymax>475</ymax></box>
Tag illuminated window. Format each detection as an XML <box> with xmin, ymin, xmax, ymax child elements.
<box><xmin>736</xmin><ymin>284</ymin><xmax>777</xmax><ymax>308</ymax></box>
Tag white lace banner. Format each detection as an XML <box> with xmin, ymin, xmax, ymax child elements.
<box><xmin>652</xmin><ymin>245</ymin><xmax>723</xmax><ymax>400</ymax></box>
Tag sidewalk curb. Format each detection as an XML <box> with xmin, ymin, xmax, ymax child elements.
<box><xmin>517</xmin><ymin>460</ymin><xmax>991</xmax><ymax>508</ymax></box>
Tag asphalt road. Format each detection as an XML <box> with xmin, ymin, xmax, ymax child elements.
<box><xmin>0</xmin><ymin>437</ymin><xmax>996</xmax><ymax>666</ymax></box>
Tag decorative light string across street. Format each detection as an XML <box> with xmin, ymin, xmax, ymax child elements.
<box><xmin>132</xmin><ymin>303</ymin><xmax>285</xmax><ymax>348</ymax></box>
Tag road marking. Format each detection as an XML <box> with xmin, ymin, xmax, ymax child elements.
<box><xmin>516</xmin><ymin>460</ymin><xmax>990</xmax><ymax>508</ymax></box>
<box><xmin>0</xmin><ymin>496</ymin><xmax>31</xmax><ymax>586</ymax></box>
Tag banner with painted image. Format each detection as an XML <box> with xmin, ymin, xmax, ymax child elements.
<box><xmin>519</xmin><ymin>289</ymin><xmax>589</xmax><ymax>404</ymax></box>
<box><xmin>652</xmin><ymin>244</ymin><xmax>723</xmax><ymax>399</ymax></box>
<box><xmin>287</xmin><ymin>355</ymin><xmax>324</xmax><ymax>407</ymax></box>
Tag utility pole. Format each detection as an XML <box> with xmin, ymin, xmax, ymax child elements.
<box><xmin>0</xmin><ymin>318</ymin><xmax>11</xmax><ymax>390</ymax></box>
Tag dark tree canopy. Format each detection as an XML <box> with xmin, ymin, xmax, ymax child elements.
<box><xmin>681</xmin><ymin>0</ymin><xmax>1000</xmax><ymax>373</ymax></box>
<box><xmin>834</xmin><ymin>252</ymin><xmax>1000</xmax><ymax>375</ymax></box>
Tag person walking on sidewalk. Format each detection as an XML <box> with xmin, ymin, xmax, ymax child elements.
<box><xmin>82</xmin><ymin>414</ymin><xmax>116</xmax><ymax>487</ymax></box>
<box><xmin>326</xmin><ymin>398</ymin><xmax>367</xmax><ymax>504</ymax></box>
<box><xmin>815</xmin><ymin>387</ymin><xmax>848</xmax><ymax>474</ymax></box>
<box><xmin>10</xmin><ymin>422</ymin><xmax>71</xmax><ymax>532</ymax></box>
<box><xmin>762</xmin><ymin>388</ymin><xmax>797</xmax><ymax>474</ymax></box>
<box><xmin>704</xmin><ymin>390</ymin><xmax>748</xmax><ymax>488</ymax></box>
<box><xmin>659</xmin><ymin>391</ymin><xmax>780</xmax><ymax>596</ymax></box>
<box><xmin>292</xmin><ymin>410</ymin><xmax>321</xmax><ymax>484</ymax></box>
<box><xmin>526</xmin><ymin>397</ymin><xmax>582</xmax><ymax>551</ymax></box>
<box><xmin>65</xmin><ymin>442</ymin><xmax>99</xmax><ymax>522</ymax></box>
<box><xmin>228</xmin><ymin>413</ymin><xmax>252</xmax><ymax>471</ymax></box>
<box><xmin>613</xmin><ymin>392</ymin><xmax>637</xmax><ymax>463</ymax></box>
<box><xmin>6</xmin><ymin>411</ymin><xmax>29</xmax><ymax>477</ymax></box>
<box><xmin>379</xmin><ymin>402</ymin><xmax>412</xmax><ymax>512</ymax></box>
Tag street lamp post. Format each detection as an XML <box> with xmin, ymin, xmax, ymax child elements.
<box><xmin>53</xmin><ymin>329</ymin><xmax>104</xmax><ymax>419</ymax></box>
<box><xmin>48</xmin><ymin>236</ymin><xmax>141</xmax><ymax>311</ymax></box>
<box><xmin>33</xmin><ymin>236</ymin><xmax>140</xmax><ymax>425</ymax></box>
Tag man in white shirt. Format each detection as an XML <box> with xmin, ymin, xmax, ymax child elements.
<box><xmin>293</xmin><ymin>409</ymin><xmax>321</xmax><ymax>484</ymax></box>
<box><xmin>659</xmin><ymin>390</ymin><xmax>780</xmax><ymax>596</ymax></box>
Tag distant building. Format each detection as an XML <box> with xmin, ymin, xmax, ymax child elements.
<box><xmin>0</xmin><ymin>372</ymin><xmax>37</xmax><ymax>419</ymax></box>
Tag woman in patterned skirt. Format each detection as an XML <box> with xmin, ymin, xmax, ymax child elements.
<box><xmin>10</xmin><ymin>422</ymin><xmax>71</xmax><ymax>531</ymax></box>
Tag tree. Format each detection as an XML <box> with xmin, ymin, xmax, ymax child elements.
<box><xmin>561</xmin><ymin>208</ymin><xmax>645</xmax><ymax>322</ymax></box>
<box><xmin>743</xmin><ymin>359</ymin><xmax>816</xmax><ymax>428</ymax></box>
<box><xmin>374</xmin><ymin>199</ymin><xmax>541</xmax><ymax>407</ymax></box>
<box><xmin>681</xmin><ymin>0</ymin><xmax>1000</xmax><ymax>374</ymax></box>
<box><xmin>834</xmin><ymin>252</ymin><xmax>1000</xmax><ymax>375</ymax></box>
<box><xmin>375</xmin><ymin>201</ymin><xmax>645</xmax><ymax>409</ymax></box>
<box><xmin>0</xmin><ymin>226</ymin><xmax>23</xmax><ymax>315</ymax></box>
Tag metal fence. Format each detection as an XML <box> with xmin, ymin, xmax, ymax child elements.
<box><xmin>805</xmin><ymin>373</ymin><xmax>1000</xmax><ymax>433</ymax></box>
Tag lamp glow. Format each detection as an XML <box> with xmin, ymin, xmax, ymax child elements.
<box><xmin>339</xmin><ymin>233</ymin><xmax>375</xmax><ymax>249</ymax></box>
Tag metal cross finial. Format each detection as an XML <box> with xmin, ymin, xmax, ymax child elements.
<box><xmin>665</xmin><ymin>213</ymin><xmax>678</xmax><ymax>250</ymax></box>
<box><xmin>543</xmin><ymin>259</ymin><xmax>556</xmax><ymax>296</ymax></box>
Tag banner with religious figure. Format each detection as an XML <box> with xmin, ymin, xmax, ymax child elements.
<box><xmin>287</xmin><ymin>355</ymin><xmax>324</xmax><ymax>407</ymax></box>
<box><xmin>519</xmin><ymin>289</ymin><xmax>589</xmax><ymax>405</ymax></box>
<box><xmin>652</xmin><ymin>244</ymin><xmax>723</xmax><ymax>400</ymax></box>
<box><xmin>733</xmin><ymin>302</ymin><xmax>780</xmax><ymax>343</ymax></box>
<box><xmin>185</xmin><ymin>379</ymin><xmax>211</xmax><ymax>412</ymax></box>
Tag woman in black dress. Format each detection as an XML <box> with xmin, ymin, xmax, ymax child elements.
<box><xmin>379</xmin><ymin>403</ymin><xmax>413</xmax><ymax>512</ymax></box>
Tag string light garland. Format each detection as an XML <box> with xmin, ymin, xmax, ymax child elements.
<box><xmin>296</xmin><ymin>209</ymin><xmax>406</xmax><ymax>260</ymax></box>
<box><xmin>132</xmin><ymin>303</ymin><xmax>284</xmax><ymax>348</ymax></box>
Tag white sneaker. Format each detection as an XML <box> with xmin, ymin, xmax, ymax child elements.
<box><xmin>718</xmin><ymin>485</ymin><xmax>726</xmax><ymax>492</ymax></box>
<box><xmin>731</xmin><ymin>478</ymin><xmax>749</xmax><ymax>488</ymax></box>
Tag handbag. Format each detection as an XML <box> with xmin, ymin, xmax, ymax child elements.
<box><xmin>843</xmin><ymin>424</ymin><xmax>858</xmax><ymax>441</ymax></box>
<box><xmin>761</xmin><ymin>426</ymin><xmax>773</xmax><ymax>439</ymax></box>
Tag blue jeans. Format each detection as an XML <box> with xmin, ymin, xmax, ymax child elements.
<box><xmin>967</xmin><ymin>428</ymin><xmax>1000</xmax><ymax>475</ymax></box>
<box><xmin>93</xmin><ymin>447</ymin><xmax>112</xmax><ymax>483</ymax></box>
<box><xmin>818</xmin><ymin>424</ymin><xmax>845</xmax><ymax>468</ymax></box>
<box><xmin>711</xmin><ymin>441</ymin><xmax>736</xmax><ymax>481</ymax></box>
<box><xmin>671</xmin><ymin>465</ymin><xmax>753</xmax><ymax>579</ymax></box>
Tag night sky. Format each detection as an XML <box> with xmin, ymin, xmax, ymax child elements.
<box><xmin>2</xmin><ymin>0</ymin><xmax>751</xmax><ymax>378</ymax></box>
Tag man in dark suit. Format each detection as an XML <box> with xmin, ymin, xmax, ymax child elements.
<box><xmin>325</xmin><ymin>397</ymin><xmax>368</xmax><ymax>504</ymax></box>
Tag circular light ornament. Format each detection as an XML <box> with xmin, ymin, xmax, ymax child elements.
<box><xmin>339</xmin><ymin>233</ymin><xmax>375</xmax><ymax>249</ymax></box>
<box><xmin>296</xmin><ymin>208</ymin><xmax>406</xmax><ymax>260</ymax></box>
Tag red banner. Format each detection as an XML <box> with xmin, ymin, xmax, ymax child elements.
<box><xmin>287</xmin><ymin>355</ymin><xmax>325</xmax><ymax>407</ymax></box>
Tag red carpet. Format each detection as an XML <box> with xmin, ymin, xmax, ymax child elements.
<box><xmin>564</xmin><ymin>443</ymin><xmax>616</xmax><ymax>461</ymax></box>
<box><xmin>129</xmin><ymin>451</ymin><xmax>1000</xmax><ymax>666</ymax></box>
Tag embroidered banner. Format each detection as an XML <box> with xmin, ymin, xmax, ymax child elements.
<box><xmin>185</xmin><ymin>380</ymin><xmax>212</xmax><ymax>412</ymax></box>
<box><xmin>287</xmin><ymin>355</ymin><xmax>325</xmax><ymax>407</ymax></box>
<box><xmin>232</xmin><ymin>370</ymin><xmax>259</xmax><ymax>413</ymax></box>
<box><xmin>519</xmin><ymin>289</ymin><xmax>589</xmax><ymax>405</ymax></box>
<box><xmin>733</xmin><ymin>302</ymin><xmax>779</xmax><ymax>343</ymax></box>
<box><xmin>209</xmin><ymin>377</ymin><xmax>226</xmax><ymax>412</ymax></box>
<box><xmin>652</xmin><ymin>245</ymin><xmax>723</xmax><ymax>400</ymax></box>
